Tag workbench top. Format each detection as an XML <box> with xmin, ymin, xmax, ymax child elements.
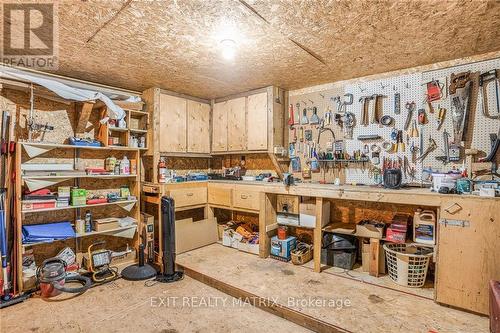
<box><xmin>144</xmin><ymin>180</ymin><xmax>499</xmax><ymax>203</ymax></box>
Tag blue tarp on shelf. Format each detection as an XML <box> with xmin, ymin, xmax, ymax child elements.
<box><xmin>22</xmin><ymin>221</ymin><xmax>76</xmax><ymax>244</ymax></box>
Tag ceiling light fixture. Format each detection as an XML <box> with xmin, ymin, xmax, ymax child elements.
<box><xmin>220</xmin><ymin>39</ymin><xmax>236</xmax><ymax>60</ymax></box>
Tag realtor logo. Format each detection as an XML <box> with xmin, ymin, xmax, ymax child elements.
<box><xmin>1</xmin><ymin>2</ymin><xmax>59</xmax><ymax>69</ymax></box>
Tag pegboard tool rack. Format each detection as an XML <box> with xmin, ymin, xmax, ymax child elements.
<box><xmin>288</xmin><ymin>57</ymin><xmax>500</xmax><ymax>185</ymax></box>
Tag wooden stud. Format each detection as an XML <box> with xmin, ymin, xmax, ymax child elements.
<box><xmin>313</xmin><ymin>197</ymin><xmax>323</xmax><ymax>273</ymax></box>
<box><xmin>75</xmin><ymin>101</ymin><xmax>95</xmax><ymax>134</ymax></box>
<box><xmin>369</xmin><ymin>238</ymin><xmax>380</xmax><ymax>277</ymax></box>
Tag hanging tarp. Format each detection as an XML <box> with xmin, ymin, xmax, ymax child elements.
<box><xmin>0</xmin><ymin>66</ymin><xmax>125</xmax><ymax>120</ymax></box>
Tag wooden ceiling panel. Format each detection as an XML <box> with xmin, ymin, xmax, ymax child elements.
<box><xmin>48</xmin><ymin>0</ymin><xmax>500</xmax><ymax>99</ymax></box>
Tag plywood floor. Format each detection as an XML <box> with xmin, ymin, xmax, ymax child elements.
<box><xmin>302</xmin><ymin>261</ymin><xmax>435</xmax><ymax>300</ymax></box>
<box><xmin>1</xmin><ymin>275</ymin><xmax>311</xmax><ymax>333</ymax></box>
<box><xmin>177</xmin><ymin>244</ymin><xmax>489</xmax><ymax>333</ymax></box>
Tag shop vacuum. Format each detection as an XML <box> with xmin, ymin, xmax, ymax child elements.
<box><xmin>36</xmin><ymin>258</ymin><xmax>91</xmax><ymax>298</ymax></box>
<box><xmin>122</xmin><ymin>197</ymin><xmax>183</xmax><ymax>282</ymax></box>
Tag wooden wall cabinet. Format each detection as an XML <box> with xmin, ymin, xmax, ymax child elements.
<box><xmin>159</xmin><ymin>94</ymin><xmax>187</xmax><ymax>153</ymax></box>
<box><xmin>187</xmin><ymin>100</ymin><xmax>211</xmax><ymax>153</ymax></box>
<box><xmin>212</xmin><ymin>101</ymin><xmax>228</xmax><ymax>152</ymax></box>
<box><xmin>143</xmin><ymin>88</ymin><xmax>211</xmax><ymax>156</ymax></box>
<box><xmin>247</xmin><ymin>92</ymin><xmax>268</xmax><ymax>150</ymax></box>
<box><xmin>211</xmin><ymin>87</ymin><xmax>284</xmax><ymax>154</ymax></box>
<box><xmin>227</xmin><ymin>97</ymin><xmax>247</xmax><ymax>151</ymax></box>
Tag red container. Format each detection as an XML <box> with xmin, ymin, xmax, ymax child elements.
<box><xmin>277</xmin><ymin>226</ymin><xmax>288</xmax><ymax>240</ymax></box>
<box><xmin>386</xmin><ymin>228</ymin><xmax>406</xmax><ymax>243</ymax></box>
<box><xmin>40</xmin><ymin>279</ymin><xmax>65</xmax><ymax>298</ymax></box>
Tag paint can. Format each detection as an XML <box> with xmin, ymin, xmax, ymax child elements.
<box><xmin>277</xmin><ymin>226</ymin><xmax>288</xmax><ymax>240</ymax></box>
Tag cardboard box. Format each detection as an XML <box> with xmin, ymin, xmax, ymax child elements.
<box><xmin>217</xmin><ymin>224</ymin><xmax>227</xmax><ymax>240</ymax></box>
<box><xmin>22</xmin><ymin>199</ymin><xmax>56</xmax><ymax>211</ymax></box>
<box><xmin>270</xmin><ymin>236</ymin><xmax>296</xmax><ymax>260</ymax></box>
<box><xmin>93</xmin><ymin>217</ymin><xmax>121</xmax><ymax>232</ymax></box>
<box><xmin>299</xmin><ymin>199</ymin><xmax>330</xmax><ymax>228</ymax></box>
<box><xmin>238</xmin><ymin>240</ymin><xmax>259</xmax><ymax>255</ymax></box>
<box><xmin>223</xmin><ymin>228</ymin><xmax>243</xmax><ymax>248</ymax></box>
<box><xmin>386</xmin><ymin>228</ymin><xmax>406</xmax><ymax>243</ymax></box>
<box><xmin>71</xmin><ymin>188</ymin><xmax>87</xmax><ymax>206</ymax></box>
<box><xmin>277</xmin><ymin>213</ymin><xmax>299</xmax><ymax>226</ymax></box>
<box><xmin>356</xmin><ymin>220</ymin><xmax>385</xmax><ymax>239</ymax></box>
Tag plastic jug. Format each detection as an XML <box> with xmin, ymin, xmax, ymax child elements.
<box><xmin>413</xmin><ymin>209</ymin><xmax>436</xmax><ymax>245</ymax></box>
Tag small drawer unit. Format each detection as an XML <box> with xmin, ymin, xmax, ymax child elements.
<box><xmin>169</xmin><ymin>187</ymin><xmax>207</xmax><ymax>208</ymax></box>
<box><xmin>207</xmin><ymin>184</ymin><xmax>232</xmax><ymax>207</ymax></box>
<box><xmin>276</xmin><ymin>195</ymin><xmax>299</xmax><ymax>214</ymax></box>
<box><xmin>232</xmin><ymin>188</ymin><xmax>260</xmax><ymax>211</ymax></box>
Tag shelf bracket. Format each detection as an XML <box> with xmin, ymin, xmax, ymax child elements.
<box><xmin>22</xmin><ymin>143</ymin><xmax>56</xmax><ymax>158</ymax></box>
<box><xmin>24</xmin><ymin>177</ymin><xmax>70</xmax><ymax>192</ymax></box>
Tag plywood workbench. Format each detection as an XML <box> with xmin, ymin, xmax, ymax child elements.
<box><xmin>140</xmin><ymin>179</ymin><xmax>498</xmax><ymax>315</ymax></box>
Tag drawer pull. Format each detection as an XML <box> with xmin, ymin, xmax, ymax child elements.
<box><xmin>240</xmin><ymin>194</ymin><xmax>248</xmax><ymax>199</ymax></box>
<box><xmin>186</xmin><ymin>193</ymin><xmax>194</xmax><ymax>197</ymax></box>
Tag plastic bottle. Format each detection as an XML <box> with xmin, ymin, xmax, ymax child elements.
<box><xmin>120</xmin><ymin>156</ymin><xmax>130</xmax><ymax>175</ymax></box>
<box><xmin>413</xmin><ymin>209</ymin><xmax>436</xmax><ymax>245</ymax></box>
<box><xmin>84</xmin><ymin>210</ymin><xmax>92</xmax><ymax>233</ymax></box>
<box><xmin>158</xmin><ymin>157</ymin><xmax>167</xmax><ymax>183</ymax></box>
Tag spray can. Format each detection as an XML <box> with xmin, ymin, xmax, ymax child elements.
<box><xmin>84</xmin><ymin>210</ymin><xmax>92</xmax><ymax>233</ymax></box>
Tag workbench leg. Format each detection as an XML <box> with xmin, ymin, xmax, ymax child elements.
<box><xmin>369</xmin><ymin>238</ymin><xmax>380</xmax><ymax>277</ymax></box>
<box><xmin>313</xmin><ymin>197</ymin><xmax>324</xmax><ymax>273</ymax></box>
<box><xmin>259</xmin><ymin>193</ymin><xmax>276</xmax><ymax>258</ymax></box>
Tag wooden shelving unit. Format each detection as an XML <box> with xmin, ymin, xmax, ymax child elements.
<box><xmin>97</xmin><ymin>107</ymin><xmax>149</xmax><ymax>149</ymax></box>
<box><xmin>15</xmin><ymin>142</ymin><xmax>141</xmax><ymax>291</ymax></box>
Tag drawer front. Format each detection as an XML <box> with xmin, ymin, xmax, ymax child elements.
<box><xmin>276</xmin><ymin>195</ymin><xmax>299</xmax><ymax>214</ymax></box>
<box><xmin>169</xmin><ymin>187</ymin><xmax>207</xmax><ymax>208</ymax></box>
<box><xmin>208</xmin><ymin>186</ymin><xmax>232</xmax><ymax>207</ymax></box>
<box><xmin>233</xmin><ymin>189</ymin><xmax>260</xmax><ymax>211</ymax></box>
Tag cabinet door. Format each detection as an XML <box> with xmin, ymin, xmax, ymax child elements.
<box><xmin>159</xmin><ymin>94</ymin><xmax>187</xmax><ymax>152</ymax></box>
<box><xmin>212</xmin><ymin>101</ymin><xmax>228</xmax><ymax>152</ymax></box>
<box><xmin>187</xmin><ymin>100</ymin><xmax>210</xmax><ymax>153</ymax></box>
<box><xmin>435</xmin><ymin>199</ymin><xmax>500</xmax><ymax>314</ymax></box>
<box><xmin>247</xmin><ymin>92</ymin><xmax>268</xmax><ymax>150</ymax></box>
<box><xmin>227</xmin><ymin>97</ymin><xmax>246</xmax><ymax>151</ymax></box>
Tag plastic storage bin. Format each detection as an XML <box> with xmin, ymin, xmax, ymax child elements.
<box><xmin>383</xmin><ymin>243</ymin><xmax>433</xmax><ymax>288</ymax></box>
<box><xmin>321</xmin><ymin>233</ymin><xmax>358</xmax><ymax>269</ymax></box>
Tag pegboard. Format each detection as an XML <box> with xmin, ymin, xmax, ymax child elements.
<box><xmin>288</xmin><ymin>57</ymin><xmax>500</xmax><ymax>185</ymax></box>
<box><xmin>422</xmin><ymin>58</ymin><xmax>500</xmax><ymax>165</ymax></box>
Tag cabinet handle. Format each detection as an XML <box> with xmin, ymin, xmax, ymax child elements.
<box><xmin>240</xmin><ymin>194</ymin><xmax>248</xmax><ymax>199</ymax></box>
<box><xmin>186</xmin><ymin>193</ymin><xmax>194</xmax><ymax>197</ymax></box>
<box><xmin>444</xmin><ymin>203</ymin><xmax>462</xmax><ymax>214</ymax></box>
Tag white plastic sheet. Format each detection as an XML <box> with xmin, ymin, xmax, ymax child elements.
<box><xmin>0</xmin><ymin>66</ymin><xmax>125</xmax><ymax>119</ymax></box>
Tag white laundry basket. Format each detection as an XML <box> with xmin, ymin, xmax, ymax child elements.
<box><xmin>383</xmin><ymin>243</ymin><xmax>433</xmax><ymax>288</ymax></box>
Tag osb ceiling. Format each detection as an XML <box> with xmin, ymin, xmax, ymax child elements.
<box><xmin>52</xmin><ymin>0</ymin><xmax>500</xmax><ymax>99</ymax></box>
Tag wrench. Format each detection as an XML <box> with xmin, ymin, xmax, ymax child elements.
<box><xmin>416</xmin><ymin>138</ymin><xmax>437</xmax><ymax>162</ymax></box>
<box><xmin>404</xmin><ymin>101</ymin><xmax>416</xmax><ymax>130</ymax></box>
